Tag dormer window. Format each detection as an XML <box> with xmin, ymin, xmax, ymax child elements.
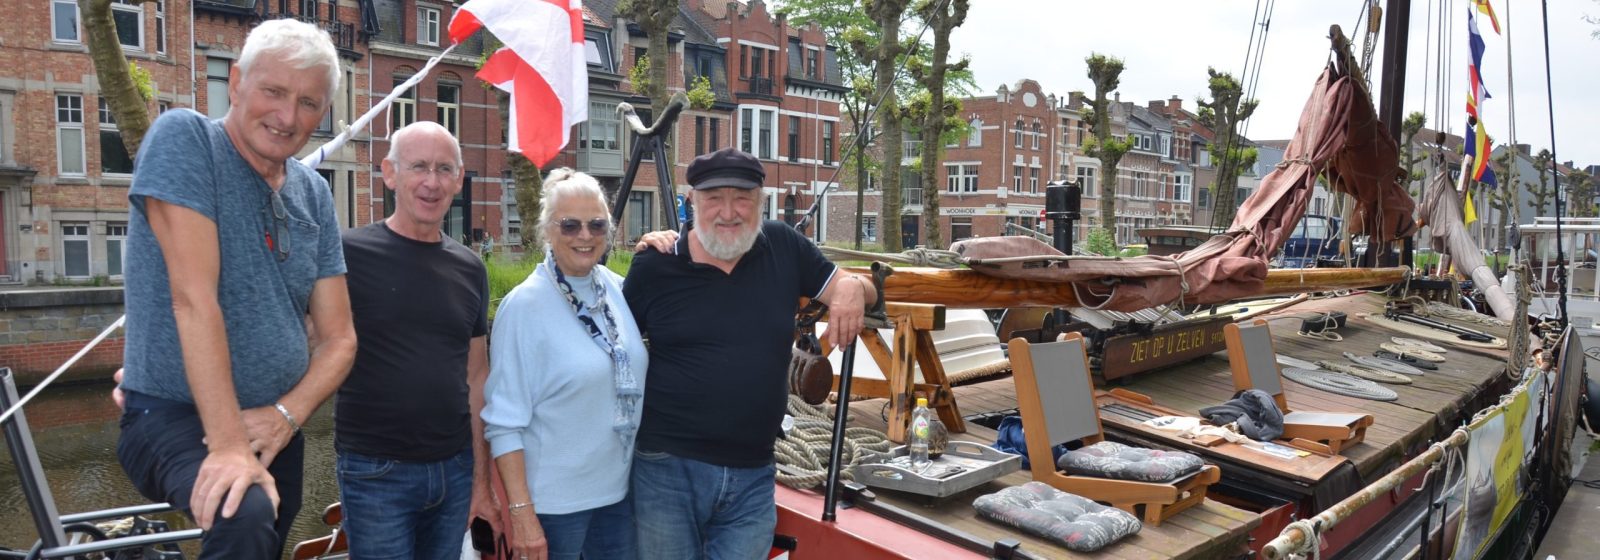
<box><xmin>417</xmin><ymin>6</ymin><xmax>441</xmax><ymax>46</ymax></box>
<box><xmin>585</xmin><ymin>31</ymin><xmax>613</xmax><ymax>70</ymax></box>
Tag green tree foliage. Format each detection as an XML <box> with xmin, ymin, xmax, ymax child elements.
<box><xmin>1568</xmin><ymin>169</ymin><xmax>1596</xmax><ymax>218</ymax></box>
<box><xmin>1083</xmin><ymin>227</ymin><xmax>1117</xmax><ymax>256</ymax></box>
<box><xmin>618</xmin><ymin>0</ymin><xmax>678</xmax><ymax>112</ymax></box>
<box><xmin>907</xmin><ymin>0</ymin><xmax>969</xmax><ymax>249</ymax></box>
<box><xmin>686</xmin><ymin>75</ymin><xmax>716</xmax><ymax>110</ymax></box>
<box><xmin>868</xmin><ymin>0</ymin><xmax>913</xmax><ymax>252</ymax></box>
<box><xmin>1084</xmin><ymin>53</ymin><xmax>1131</xmax><ymax>239</ymax></box>
<box><xmin>780</xmin><ymin>0</ymin><xmax>975</xmax><ymax>249</ymax></box>
<box><xmin>1197</xmin><ymin>68</ymin><xmax>1258</xmax><ymax>229</ymax></box>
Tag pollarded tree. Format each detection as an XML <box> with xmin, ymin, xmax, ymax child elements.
<box><xmin>1529</xmin><ymin>149</ymin><xmax>1556</xmax><ymax>217</ymax></box>
<box><xmin>84</xmin><ymin>0</ymin><xmax>156</xmax><ymax>155</ymax></box>
<box><xmin>868</xmin><ymin>0</ymin><xmax>913</xmax><ymax>252</ymax></box>
<box><xmin>1083</xmin><ymin>53</ymin><xmax>1132</xmax><ymax>240</ymax></box>
<box><xmin>908</xmin><ymin>0</ymin><xmax>969</xmax><ymax>249</ymax></box>
<box><xmin>1197</xmin><ymin>68</ymin><xmax>1258</xmax><ymax>229</ymax></box>
<box><xmin>1401</xmin><ymin>112</ymin><xmax>1426</xmax><ymax>197</ymax></box>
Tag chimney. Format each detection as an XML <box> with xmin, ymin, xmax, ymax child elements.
<box><xmin>1148</xmin><ymin>100</ymin><xmax>1164</xmax><ymax>112</ymax></box>
<box><xmin>1068</xmin><ymin>91</ymin><xmax>1086</xmax><ymax>108</ymax></box>
<box><xmin>1516</xmin><ymin>143</ymin><xmax>1531</xmax><ymax>155</ymax></box>
<box><xmin>1114</xmin><ymin>92</ymin><xmax>1121</xmax><ymax>103</ymax></box>
<box><xmin>1168</xmin><ymin>95</ymin><xmax>1183</xmax><ymax>112</ymax></box>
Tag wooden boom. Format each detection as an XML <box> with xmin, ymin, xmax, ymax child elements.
<box><xmin>843</xmin><ymin>266</ymin><xmax>1409</xmax><ymax>309</ymax></box>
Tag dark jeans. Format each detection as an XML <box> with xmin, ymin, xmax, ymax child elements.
<box><xmin>336</xmin><ymin>448</ymin><xmax>474</xmax><ymax>560</ymax></box>
<box><xmin>537</xmin><ymin>498</ymin><xmax>638</xmax><ymax>560</ymax></box>
<box><xmin>116</xmin><ymin>391</ymin><xmax>304</xmax><ymax>560</ymax></box>
<box><xmin>630</xmin><ymin>449</ymin><xmax>776</xmax><ymax>560</ymax></box>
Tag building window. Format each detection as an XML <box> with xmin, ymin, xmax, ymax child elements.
<box><xmin>1076</xmin><ymin>166</ymin><xmax>1096</xmax><ymax>198</ymax></box>
<box><xmin>391</xmin><ymin>76</ymin><xmax>416</xmax><ymax>131</ymax></box>
<box><xmin>417</xmin><ymin>6</ymin><xmax>441</xmax><ymax>46</ymax></box>
<box><xmin>1031</xmin><ymin>122</ymin><xmax>1041</xmax><ymax>150</ymax></box>
<box><xmin>1175</xmin><ymin>174</ymin><xmax>1192</xmax><ymax>203</ymax></box>
<box><xmin>1030</xmin><ymin>167</ymin><xmax>1040</xmax><ymax>194</ymax></box>
<box><xmin>627</xmin><ymin>190</ymin><xmax>654</xmax><ymax>241</ymax></box>
<box><xmin>584</xmin><ymin>101</ymin><xmax>619</xmax><ymax>151</ymax></box>
<box><xmin>98</xmin><ymin>99</ymin><xmax>133</xmax><ymax>175</ymax></box>
<box><xmin>739</xmin><ymin>106</ymin><xmax>778</xmax><ymax>160</ymax></box>
<box><xmin>1197</xmin><ymin>185</ymin><xmax>1211</xmax><ymax>209</ymax></box>
<box><xmin>206</xmin><ymin>58</ymin><xmax>230</xmax><ymax>119</ymax></box>
<box><xmin>694</xmin><ymin>116</ymin><xmax>706</xmax><ymax>156</ymax></box>
<box><xmin>709</xmin><ymin>116</ymin><xmax>720</xmax><ymax>151</ymax></box>
<box><xmin>950</xmin><ymin>217</ymin><xmax>973</xmax><ymax>241</ymax></box>
<box><xmin>1012</xmin><ymin>165</ymin><xmax>1022</xmax><ymax>191</ymax></box>
<box><xmin>1141</xmin><ymin>135</ymin><xmax>1151</xmax><ymax>151</ymax></box>
<box><xmin>502</xmin><ymin>172</ymin><xmax>521</xmax><ymax>243</ymax></box>
<box><xmin>1013</xmin><ymin>121</ymin><xmax>1023</xmax><ymax>148</ymax></box>
<box><xmin>945</xmin><ymin>163</ymin><xmax>978</xmax><ymax>193</ymax></box>
<box><xmin>584</xmin><ymin>31</ymin><xmax>613</xmax><ymax>70</ymax></box>
<box><xmin>57</xmin><ymin>94</ymin><xmax>85</xmax><ymax>176</ymax></box>
<box><xmin>154</xmin><ymin>0</ymin><xmax>166</xmax><ymax>53</ymax></box>
<box><xmin>968</xmin><ymin>119</ymin><xmax>983</xmax><ymax>147</ymax></box>
<box><xmin>106</xmin><ymin>223</ymin><xmax>128</xmax><ymax>278</ymax></box>
<box><xmin>62</xmin><ymin>223</ymin><xmax>90</xmax><ymax>278</ymax></box>
<box><xmin>437</xmin><ymin>82</ymin><xmax>460</xmax><ymax>136</ymax></box>
<box><xmin>822</xmin><ymin>121</ymin><xmax>835</xmax><ymax>165</ymax></box>
<box><xmin>863</xmin><ymin>215</ymin><xmax>877</xmax><ymax>242</ymax></box>
<box><xmin>112</xmin><ymin>0</ymin><xmax>144</xmax><ymax>50</ymax></box>
<box><xmin>0</xmin><ymin>92</ymin><xmax>14</xmax><ymax>166</ymax></box>
<box><xmin>787</xmin><ymin>116</ymin><xmax>800</xmax><ymax>162</ymax></box>
<box><xmin>53</xmin><ymin>0</ymin><xmax>79</xmax><ymax>43</ymax></box>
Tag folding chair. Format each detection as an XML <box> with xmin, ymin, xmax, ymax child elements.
<box><xmin>290</xmin><ymin>502</ymin><xmax>348</xmax><ymax>560</ymax></box>
<box><xmin>1224</xmin><ymin>319</ymin><xmax>1374</xmax><ymax>454</ymax></box>
<box><xmin>2</xmin><ymin>367</ymin><xmax>201</xmax><ymax>558</ymax></box>
<box><xmin>1008</xmin><ymin>334</ymin><xmax>1221</xmax><ymax>526</ymax></box>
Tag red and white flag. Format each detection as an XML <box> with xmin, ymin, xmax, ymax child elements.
<box><xmin>449</xmin><ymin>0</ymin><xmax>587</xmax><ymax>167</ymax></box>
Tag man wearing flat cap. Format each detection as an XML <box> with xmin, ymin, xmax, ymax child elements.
<box><xmin>624</xmin><ymin>147</ymin><xmax>874</xmax><ymax>558</ymax></box>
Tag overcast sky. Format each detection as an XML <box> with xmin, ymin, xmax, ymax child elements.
<box><xmin>948</xmin><ymin>0</ymin><xmax>1600</xmax><ymax>167</ymax></box>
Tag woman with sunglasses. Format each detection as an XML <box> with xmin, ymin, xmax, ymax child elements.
<box><xmin>482</xmin><ymin>169</ymin><xmax>646</xmax><ymax>560</ymax></box>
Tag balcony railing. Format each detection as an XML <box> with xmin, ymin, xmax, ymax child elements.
<box><xmin>903</xmin><ymin>187</ymin><xmax>924</xmax><ymax>207</ymax></box>
<box><xmin>744</xmin><ymin>76</ymin><xmax>775</xmax><ymax>96</ymax></box>
<box><xmin>259</xmin><ymin>10</ymin><xmax>358</xmax><ymax>52</ymax></box>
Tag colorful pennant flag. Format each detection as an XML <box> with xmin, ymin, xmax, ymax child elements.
<box><xmin>1475</xmin><ymin>0</ymin><xmax>1501</xmax><ymax>35</ymax></box>
<box><xmin>1465</xmin><ymin>5</ymin><xmax>1497</xmax><ymax>187</ymax></box>
<box><xmin>450</xmin><ymin>0</ymin><xmax>588</xmax><ymax>167</ymax></box>
<box><xmin>1464</xmin><ymin>189</ymin><xmax>1479</xmax><ymax>226</ymax></box>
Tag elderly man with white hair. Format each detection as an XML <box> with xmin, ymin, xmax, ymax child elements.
<box><xmin>117</xmin><ymin>19</ymin><xmax>356</xmax><ymax>558</ymax></box>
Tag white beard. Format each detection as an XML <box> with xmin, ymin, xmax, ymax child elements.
<box><xmin>698</xmin><ymin>218</ymin><xmax>760</xmax><ymax>261</ymax></box>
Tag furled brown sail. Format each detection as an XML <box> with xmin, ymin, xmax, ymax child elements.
<box><xmin>951</xmin><ymin>55</ymin><xmax>1416</xmax><ymax>312</ymax></box>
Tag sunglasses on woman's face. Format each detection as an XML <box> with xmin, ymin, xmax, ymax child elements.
<box><xmin>558</xmin><ymin>217</ymin><xmax>610</xmax><ymax>237</ymax></box>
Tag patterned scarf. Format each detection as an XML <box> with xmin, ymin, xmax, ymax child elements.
<box><xmin>544</xmin><ymin>246</ymin><xmax>641</xmax><ymax>457</ymax></box>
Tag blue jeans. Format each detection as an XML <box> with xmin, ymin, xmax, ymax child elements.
<box><xmin>537</xmin><ymin>498</ymin><xmax>638</xmax><ymax>560</ymax></box>
<box><xmin>116</xmin><ymin>391</ymin><xmax>304</xmax><ymax>560</ymax></box>
<box><xmin>630</xmin><ymin>449</ymin><xmax>776</xmax><ymax>560</ymax></box>
<box><xmin>337</xmin><ymin>447</ymin><xmax>474</xmax><ymax>560</ymax></box>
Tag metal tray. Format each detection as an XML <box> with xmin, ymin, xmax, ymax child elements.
<box><xmin>851</xmin><ymin>440</ymin><xmax>1022</xmax><ymax>498</ymax></box>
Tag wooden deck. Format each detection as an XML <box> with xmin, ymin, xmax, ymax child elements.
<box><xmin>845</xmin><ymin>393</ymin><xmax>1261</xmax><ymax>559</ymax></box>
<box><xmin>831</xmin><ymin>292</ymin><xmax>1513</xmax><ymax>558</ymax></box>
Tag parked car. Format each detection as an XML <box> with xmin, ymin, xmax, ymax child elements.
<box><xmin>1278</xmin><ymin>214</ymin><xmax>1342</xmax><ymax>268</ymax></box>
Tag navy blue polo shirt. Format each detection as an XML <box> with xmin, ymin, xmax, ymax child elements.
<box><xmin>624</xmin><ymin>220</ymin><xmax>837</xmax><ymax>467</ymax></box>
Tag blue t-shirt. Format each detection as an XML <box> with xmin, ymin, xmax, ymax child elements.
<box><xmin>121</xmin><ymin>109</ymin><xmax>346</xmax><ymax>408</ymax></box>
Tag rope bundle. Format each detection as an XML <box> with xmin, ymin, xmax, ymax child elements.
<box><xmin>773</xmin><ymin>395</ymin><xmax>894</xmax><ymax>489</ymax></box>
<box><xmin>1316</xmin><ymin>359</ymin><xmax>1413</xmax><ymax>385</ymax></box>
<box><xmin>1379</xmin><ymin>342</ymin><xmax>1447</xmax><ymax>363</ymax></box>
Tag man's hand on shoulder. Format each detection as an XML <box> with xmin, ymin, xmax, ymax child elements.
<box><xmin>633</xmin><ymin>229</ymin><xmax>680</xmax><ymax>254</ymax></box>
<box><xmin>190</xmin><ymin>444</ymin><xmax>280</xmax><ymax>530</ymax></box>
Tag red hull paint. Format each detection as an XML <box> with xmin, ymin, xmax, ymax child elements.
<box><xmin>774</xmin><ymin>486</ymin><xmax>983</xmax><ymax>559</ymax></box>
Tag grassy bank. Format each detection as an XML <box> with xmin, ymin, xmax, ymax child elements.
<box><xmin>486</xmin><ymin>249</ymin><xmax>633</xmax><ymax>318</ymax></box>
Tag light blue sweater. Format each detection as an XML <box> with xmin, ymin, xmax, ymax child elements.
<box><xmin>482</xmin><ymin>264</ymin><xmax>648</xmax><ymax>515</ymax></box>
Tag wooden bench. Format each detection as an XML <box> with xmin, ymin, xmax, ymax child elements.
<box><xmin>1224</xmin><ymin>319</ymin><xmax>1374</xmax><ymax>454</ymax></box>
<box><xmin>1009</xmin><ymin>333</ymin><xmax>1221</xmax><ymax>526</ymax></box>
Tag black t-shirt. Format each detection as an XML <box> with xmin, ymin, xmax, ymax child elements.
<box><xmin>624</xmin><ymin>221</ymin><xmax>836</xmax><ymax>467</ymax></box>
<box><xmin>337</xmin><ymin>222</ymin><xmax>489</xmax><ymax>461</ymax></box>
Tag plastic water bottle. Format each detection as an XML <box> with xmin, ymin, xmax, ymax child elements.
<box><xmin>908</xmin><ymin>397</ymin><xmax>933</xmax><ymax>473</ymax></box>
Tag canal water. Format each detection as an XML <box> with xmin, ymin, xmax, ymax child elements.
<box><xmin>1</xmin><ymin>381</ymin><xmax>344</xmax><ymax>559</ymax></box>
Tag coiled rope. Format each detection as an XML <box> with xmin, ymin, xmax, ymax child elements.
<box><xmin>773</xmin><ymin>395</ymin><xmax>894</xmax><ymax>489</ymax></box>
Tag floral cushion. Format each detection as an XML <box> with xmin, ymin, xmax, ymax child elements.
<box><xmin>973</xmin><ymin>482</ymin><xmax>1142</xmax><ymax>553</ymax></box>
<box><xmin>1057</xmin><ymin>441</ymin><xmax>1206</xmax><ymax>483</ymax></box>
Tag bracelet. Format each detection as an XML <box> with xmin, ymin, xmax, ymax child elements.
<box><xmin>273</xmin><ymin>403</ymin><xmax>300</xmax><ymax>434</ymax></box>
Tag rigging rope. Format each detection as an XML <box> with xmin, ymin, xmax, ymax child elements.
<box><xmin>817</xmin><ymin>245</ymin><xmax>964</xmax><ymax>268</ymax></box>
<box><xmin>774</xmin><ymin>395</ymin><xmax>895</xmax><ymax>489</ymax></box>
<box><xmin>1538</xmin><ymin>0</ymin><xmax>1569</xmax><ymax>329</ymax></box>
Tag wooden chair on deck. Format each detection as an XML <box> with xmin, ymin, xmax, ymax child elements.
<box><xmin>1224</xmin><ymin>318</ymin><xmax>1374</xmax><ymax>454</ymax></box>
<box><xmin>289</xmin><ymin>503</ymin><xmax>347</xmax><ymax>560</ymax></box>
<box><xmin>1009</xmin><ymin>333</ymin><xmax>1221</xmax><ymax>526</ymax></box>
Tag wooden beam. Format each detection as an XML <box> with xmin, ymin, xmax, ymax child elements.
<box><xmin>842</xmin><ymin>266</ymin><xmax>1409</xmax><ymax>309</ymax></box>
